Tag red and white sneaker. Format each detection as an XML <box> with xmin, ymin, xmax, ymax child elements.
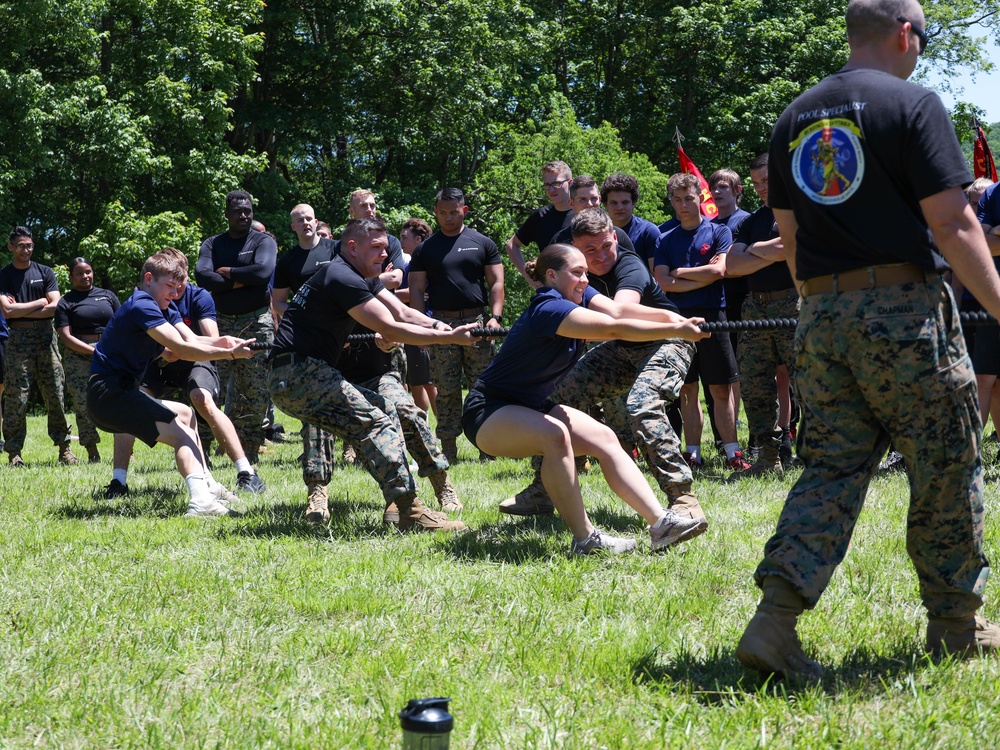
<box><xmin>726</xmin><ymin>450</ymin><xmax>752</xmax><ymax>471</ymax></box>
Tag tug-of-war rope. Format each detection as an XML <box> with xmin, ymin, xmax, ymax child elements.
<box><xmin>244</xmin><ymin>311</ymin><xmax>998</xmax><ymax>350</ymax></box>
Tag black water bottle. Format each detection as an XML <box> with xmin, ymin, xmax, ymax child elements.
<box><xmin>399</xmin><ymin>697</ymin><xmax>453</xmax><ymax>749</ymax></box>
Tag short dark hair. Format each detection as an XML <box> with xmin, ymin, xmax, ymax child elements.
<box><xmin>667</xmin><ymin>173</ymin><xmax>701</xmax><ymax>198</ymax></box>
<box><xmin>68</xmin><ymin>257</ymin><xmax>93</xmax><ymax>274</ymax></box>
<box><xmin>570</xmin><ymin>208</ymin><xmax>614</xmax><ymax>239</ymax></box>
<box><xmin>846</xmin><ymin>0</ymin><xmax>916</xmax><ymax>47</ymax></box>
<box><xmin>225</xmin><ymin>190</ymin><xmax>253</xmax><ymax>211</ymax></box>
<box><xmin>600</xmin><ymin>173</ymin><xmax>639</xmax><ymax>204</ymax></box>
<box><xmin>749</xmin><ymin>153</ymin><xmax>769</xmax><ymax>171</ymax></box>
<box><xmin>525</xmin><ymin>243</ymin><xmax>580</xmax><ymax>285</ymax></box>
<box><xmin>435</xmin><ymin>187</ymin><xmax>465</xmax><ymax>205</ymax></box>
<box><xmin>401</xmin><ymin>218</ymin><xmax>433</xmax><ymax>242</ymax></box>
<box><xmin>8</xmin><ymin>226</ymin><xmax>31</xmax><ymax>244</ymax></box>
<box><xmin>342</xmin><ymin>217</ymin><xmax>387</xmax><ymax>244</ymax></box>
<box><xmin>569</xmin><ymin>175</ymin><xmax>597</xmax><ymax>198</ymax></box>
<box><xmin>708</xmin><ymin>169</ymin><xmax>743</xmax><ymax>204</ymax></box>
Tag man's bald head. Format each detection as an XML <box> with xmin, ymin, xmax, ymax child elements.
<box><xmin>846</xmin><ymin>0</ymin><xmax>923</xmax><ymax>48</ymax></box>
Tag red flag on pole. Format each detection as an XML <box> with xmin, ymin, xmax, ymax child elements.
<box><xmin>974</xmin><ymin>125</ymin><xmax>998</xmax><ymax>182</ymax></box>
<box><xmin>677</xmin><ymin>144</ymin><xmax>719</xmax><ymax>219</ymax></box>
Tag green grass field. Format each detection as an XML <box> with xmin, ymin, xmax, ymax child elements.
<box><xmin>2</xmin><ymin>412</ymin><xmax>1000</xmax><ymax>748</ymax></box>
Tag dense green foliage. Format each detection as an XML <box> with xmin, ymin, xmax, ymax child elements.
<box><xmin>0</xmin><ymin>0</ymin><xmax>998</xmax><ymax>297</ymax></box>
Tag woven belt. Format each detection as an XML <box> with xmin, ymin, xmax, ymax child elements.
<box><xmin>218</xmin><ymin>305</ymin><xmax>270</xmax><ymax>319</ymax></box>
<box><xmin>267</xmin><ymin>352</ymin><xmax>312</xmax><ymax>370</ymax></box>
<box><xmin>8</xmin><ymin>319</ymin><xmax>52</xmax><ymax>329</ymax></box>
<box><xmin>800</xmin><ymin>263</ymin><xmax>935</xmax><ymax>297</ymax></box>
<box><xmin>750</xmin><ymin>287</ymin><xmax>798</xmax><ymax>303</ymax></box>
<box><xmin>433</xmin><ymin>307</ymin><xmax>484</xmax><ymax>318</ymax></box>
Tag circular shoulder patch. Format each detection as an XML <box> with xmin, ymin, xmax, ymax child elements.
<box><xmin>789</xmin><ymin>118</ymin><xmax>864</xmax><ymax>205</ymax></box>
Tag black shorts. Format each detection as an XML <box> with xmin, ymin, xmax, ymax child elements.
<box><xmin>682</xmin><ymin>307</ymin><xmax>739</xmax><ymax>385</ymax></box>
<box><xmin>142</xmin><ymin>361</ymin><xmax>221</xmax><ymax>401</ymax></box>
<box><xmin>973</xmin><ymin>322</ymin><xmax>1000</xmax><ymax>377</ymax></box>
<box><xmin>461</xmin><ymin>383</ymin><xmax>556</xmax><ymax>454</ymax></box>
<box><xmin>87</xmin><ymin>374</ymin><xmax>179</xmax><ymax>448</ymax></box>
<box><xmin>404</xmin><ymin>344</ymin><xmax>432</xmax><ymax>387</ymax></box>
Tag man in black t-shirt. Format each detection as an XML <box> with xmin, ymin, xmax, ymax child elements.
<box><xmin>736</xmin><ymin>0</ymin><xmax>1000</xmax><ymax>682</ymax></box>
<box><xmin>408</xmin><ymin>187</ymin><xmax>504</xmax><ymax>462</ymax></box>
<box><xmin>267</xmin><ymin>218</ymin><xmax>475</xmax><ymax>533</ymax></box>
<box><xmin>0</xmin><ymin>226</ymin><xmax>76</xmax><ymax>466</ymax></box>
<box><xmin>196</xmin><ymin>190</ymin><xmax>276</xmax><ymax>462</ymax></box>
<box><xmin>346</xmin><ymin>189</ymin><xmax>404</xmax><ymax>291</ymax></box>
<box><xmin>505</xmin><ymin>160</ymin><xmax>574</xmax><ymax>286</ymax></box>
<box><xmin>725</xmin><ymin>153</ymin><xmax>798</xmax><ymax>477</ymax></box>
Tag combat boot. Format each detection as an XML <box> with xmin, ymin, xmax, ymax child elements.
<box><xmin>735</xmin><ymin>576</ymin><xmax>823</xmax><ymax>682</ymax></box>
<box><xmin>394</xmin><ymin>498</ymin><xmax>467</xmax><ymax>532</ymax></box>
<box><xmin>440</xmin><ymin>437</ymin><xmax>458</xmax><ymax>464</ymax></box>
<box><xmin>428</xmin><ymin>470</ymin><xmax>462</xmax><ymax>512</ymax></box>
<box><xmin>665</xmin><ymin>483</ymin><xmax>706</xmax><ymax>521</ymax></box>
<box><xmin>927</xmin><ymin>614</ymin><xmax>1000</xmax><ymax>658</ymax></box>
<box><xmin>58</xmin><ymin>442</ymin><xmax>80</xmax><ymax>465</ymax></box>
<box><xmin>730</xmin><ymin>443</ymin><xmax>782</xmax><ymax>480</ymax></box>
<box><xmin>84</xmin><ymin>444</ymin><xmax>101</xmax><ymax>464</ymax></box>
<box><xmin>499</xmin><ymin>481</ymin><xmax>554</xmax><ymax>516</ymax></box>
<box><xmin>305</xmin><ymin>481</ymin><xmax>330</xmax><ymax>524</ymax></box>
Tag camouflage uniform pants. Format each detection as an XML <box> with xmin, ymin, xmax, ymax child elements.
<box><xmin>62</xmin><ymin>348</ymin><xmax>100</xmax><ymax>445</ymax></box>
<box><xmin>215</xmin><ymin>307</ymin><xmax>273</xmax><ymax>459</ymax></box>
<box><xmin>738</xmin><ymin>294</ymin><xmax>799</xmax><ymax>450</ymax></box>
<box><xmin>755</xmin><ymin>279</ymin><xmax>989</xmax><ymax>618</ymax></box>
<box><xmin>529</xmin><ymin>339</ymin><xmax>695</xmax><ymax>491</ymax></box>
<box><xmin>355</xmin><ymin>368</ymin><xmax>448</xmax><ymax>477</ymax></box>
<box><xmin>3</xmin><ymin>326</ymin><xmax>71</xmax><ymax>454</ymax></box>
<box><xmin>427</xmin><ymin>313</ymin><xmax>493</xmax><ymax>441</ymax></box>
<box><xmin>268</xmin><ymin>358</ymin><xmax>416</xmax><ymax>505</ymax></box>
<box><xmin>300</xmin><ymin>422</ymin><xmax>335</xmax><ymax>486</ymax></box>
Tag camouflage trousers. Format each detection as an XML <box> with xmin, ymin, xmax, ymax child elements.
<box><xmin>530</xmin><ymin>339</ymin><xmax>695</xmax><ymax>491</ymax></box>
<box><xmin>216</xmin><ymin>307</ymin><xmax>273</xmax><ymax>459</ymax></box>
<box><xmin>268</xmin><ymin>357</ymin><xmax>416</xmax><ymax>505</ymax></box>
<box><xmin>300</xmin><ymin>422</ymin><xmax>335</xmax><ymax>486</ymax></box>
<box><xmin>755</xmin><ymin>279</ymin><xmax>989</xmax><ymax>618</ymax></box>
<box><xmin>62</xmin><ymin>348</ymin><xmax>100</xmax><ymax>445</ymax></box>
<box><xmin>354</xmin><ymin>368</ymin><xmax>448</xmax><ymax>477</ymax></box>
<box><xmin>428</xmin><ymin>313</ymin><xmax>493</xmax><ymax>441</ymax></box>
<box><xmin>738</xmin><ymin>294</ymin><xmax>799</xmax><ymax>450</ymax></box>
<box><xmin>3</xmin><ymin>326</ymin><xmax>70</xmax><ymax>453</ymax></box>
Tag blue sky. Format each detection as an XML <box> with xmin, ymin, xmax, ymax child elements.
<box><xmin>922</xmin><ymin>27</ymin><xmax>1000</xmax><ymax>123</ymax></box>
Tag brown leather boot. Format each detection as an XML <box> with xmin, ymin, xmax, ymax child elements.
<box><xmin>499</xmin><ymin>481</ymin><xmax>554</xmax><ymax>516</ymax></box>
<box><xmin>927</xmin><ymin>614</ymin><xmax>1000</xmax><ymax>658</ymax></box>
<box><xmin>730</xmin><ymin>442</ymin><xmax>782</xmax><ymax>480</ymax></box>
<box><xmin>428</xmin><ymin>470</ymin><xmax>462</xmax><ymax>512</ymax></box>
<box><xmin>305</xmin><ymin>482</ymin><xmax>330</xmax><ymax>524</ymax></box>
<box><xmin>666</xmin><ymin>483</ymin><xmax>706</xmax><ymax>521</ymax></box>
<box><xmin>395</xmin><ymin>498</ymin><xmax>467</xmax><ymax>532</ymax></box>
<box><xmin>736</xmin><ymin>576</ymin><xmax>823</xmax><ymax>682</ymax></box>
<box><xmin>58</xmin><ymin>442</ymin><xmax>80</xmax><ymax>465</ymax></box>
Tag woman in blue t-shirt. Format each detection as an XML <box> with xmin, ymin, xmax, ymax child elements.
<box><xmin>462</xmin><ymin>244</ymin><xmax>710</xmax><ymax>556</ymax></box>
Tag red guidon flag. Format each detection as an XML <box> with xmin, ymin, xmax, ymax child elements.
<box><xmin>974</xmin><ymin>125</ymin><xmax>998</xmax><ymax>182</ymax></box>
<box><xmin>678</xmin><ymin>145</ymin><xmax>719</xmax><ymax>219</ymax></box>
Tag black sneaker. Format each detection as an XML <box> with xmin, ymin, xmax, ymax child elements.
<box><xmin>236</xmin><ymin>471</ymin><xmax>266</xmax><ymax>493</ymax></box>
<box><xmin>879</xmin><ymin>450</ymin><xmax>905</xmax><ymax>472</ymax></box>
<box><xmin>105</xmin><ymin>478</ymin><xmax>129</xmax><ymax>499</ymax></box>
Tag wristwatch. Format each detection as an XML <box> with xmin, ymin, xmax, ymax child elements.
<box><xmin>489</xmin><ymin>314</ymin><xmax>503</xmax><ymax>325</ymax></box>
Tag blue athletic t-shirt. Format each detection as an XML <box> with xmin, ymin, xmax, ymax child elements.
<box><xmin>91</xmin><ymin>290</ymin><xmax>182</xmax><ymax>379</ymax></box>
<box><xmin>476</xmin><ymin>285</ymin><xmax>598</xmax><ymax>408</ymax></box>
<box><xmin>654</xmin><ymin>217</ymin><xmax>732</xmax><ymax>309</ymax></box>
<box><xmin>170</xmin><ymin>283</ymin><xmax>217</xmax><ymax>337</ymax></box>
<box><xmin>622</xmin><ymin>215</ymin><xmax>663</xmax><ymax>267</ymax></box>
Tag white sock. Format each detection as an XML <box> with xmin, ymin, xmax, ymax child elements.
<box><xmin>235</xmin><ymin>458</ymin><xmax>253</xmax><ymax>474</ymax></box>
<box><xmin>724</xmin><ymin>442</ymin><xmax>740</xmax><ymax>459</ymax></box>
<box><xmin>685</xmin><ymin>446</ymin><xmax>701</xmax><ymax>460</ymax></box>
<box><xmin>113</xmin><ymin>468</ymin><xmax>128</xmax><ymax>485</ymax></box>
<box><xmin>184</xmin><ymin>474</ymin><xmax>212</xmax><ymax>503</ymax></box>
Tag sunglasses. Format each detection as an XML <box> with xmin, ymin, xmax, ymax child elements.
<box><xmin>897</xmin><ymin>16</ymin><xmax>928</xmax><ymax>54</ymax></box>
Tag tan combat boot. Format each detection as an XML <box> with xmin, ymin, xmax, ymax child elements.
<box><xmin>499</xmin><ymin>481</ymin><xmax>554</xmax><ymax>516</ymax></box>
<box><xmin>428</xmin><ymin>470</ymin><xmax>463</xmax><ymax>512</ymax></box>
<box><xmin>730</xmin><ymin>443</ymin><xmax>782</xmax><ymax>480</ymax></box>
<box><xmin>927</xmin><ymin>614</ymin><xmax>1000</xmax><ymax>658</ymax></box>
<box><xmin>666</xmin><ymin>483</ymin><xmax>706</xmax><ymax>521</ymax></box>
<box><xmin>736</xmin><ymin>576</ymin><xmax>823</xmax><ymax>682</ymax></box>
<box><xmin>58</xmin><ymin>442</ymin><xmax>80</xmax><ymax>465</ymax></box>
<box><xmin>394</xmin><ymin>498</ymin><xmax>467</xmax><ymax>532</ymax></box>
<box><xmin>305</xmin><ymin>481</ymin><xmax>330</xmax><ymax>524</ymax></box>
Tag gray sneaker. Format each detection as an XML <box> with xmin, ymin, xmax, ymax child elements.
<box><xmin>649</xmin><ymin>510</ymin><xmax>708</xmax><ymax>551</ymax></box>
<box><xmin>571</xmin><ymin>528</ymin><xmax>637</xmax><ymax>556</ymax></box>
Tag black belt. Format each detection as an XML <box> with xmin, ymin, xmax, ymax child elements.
<box><xmin>218</xmin><ymin>305</ymin><xmax>270</xmax><ymax>319</ymax></box>
<box><xmin>433</xmin><ymin>307</ymin><xmax>485</xmax><ymax>318</ymax></box>
<box><xmin>8</xmin><ymin>319</ymin><xmax>52</xmax><ymax>329</ymax></box>
<box><xmin>267</xmin><ymin>352</ymin><xmax>312</xmax><ymax>370</ymax></box>
<box><xmin>750</xmin><ymin>288</ymin><xmax>798</xmax><ymax>303</ymax></box>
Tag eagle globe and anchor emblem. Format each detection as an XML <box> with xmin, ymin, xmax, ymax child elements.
<box><xmin>790</xmin><ymin>118</ymin><xmax>864</xmax><ymax>205</ymax></box>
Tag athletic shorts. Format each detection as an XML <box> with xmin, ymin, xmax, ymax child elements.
<box><xmin>404</xmin><ymin>344</ymin><xmax>431</xmax><ymax>387</ymax></box>
<box><xmin>87</xmin><ymin>373</ymin><xmax>179</xmax><ymax>448</ymax></box>
<box><xmin>461</xmin><ymin>382</ymin><xmax>556</xmax><ymax>455</ymax></box>
<box><xmin>973</xmin><ymin>322</ymin><xmax>1000</xmax><ymax>377</ymax></box>
<box><xmin>682</xmin><ymin>307</ymin><xmax>739</xmax><ymax>385</ymax></box>
<box><xmin>142</xmin><ymin>361</ymin><xmax>221</xmax><ymax>402</ymax></box>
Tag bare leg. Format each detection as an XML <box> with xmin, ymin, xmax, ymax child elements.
<box><xmin>709</xmin><ymin>383</ymin><xmax>739</xmax><ymax>444</ymax></box>
<box><xmin>680</xmin><ymin>382</ymin><xmax>703</xmax><ymax>447</ymax></box>
<box><xmin>777</xmin><ymin>366</ymin><xmax>792</xmax><ymax>429</ymax></box>
<box><xmin>977</xmin><ymin>374</ymin><xmax>997</xmax><ymax>425</ymax></box>
<box><xmin>190</xmin><ymin>388</ymin><xmax>246</xmax><ymax>464</ymax></box>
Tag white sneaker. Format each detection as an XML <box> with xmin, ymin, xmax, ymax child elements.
<box><xmin>210</xmin><ymin>482</ymin><xmax>240</xmax><ymax>507</ymax></box>
<box><xmin>650</xmin><ymin>510</ymin><xmax>708</xmax><ymax>551</ymax></box>
<box><xmin>571</xmin><ymin>528</ymin><xmax>637</xmax><ymax>556</ymax></box>
<box><xmin>185</xmin><ymin>498</ymin><xmax>233</xmax><ymax>517</ymax></box>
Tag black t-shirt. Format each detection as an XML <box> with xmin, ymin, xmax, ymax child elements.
<box><xmin>270</xmin><ymin>255</ymin><xmax>385</xmax><ymax>368</ymax></box>
<box><xmin>0</xmin><ymin>262</ymin><xmax>58</xmax><ymax>305</ymax></box>
<box><xmin>590</xmin><ymin>248</ymin><xmax>679</xmax><ymax>316</ymax></box>
<box><xmin>54</xmin><ymin>288</ymin><xmax>121</xmax><ymax>335</ymax></box>
<box><xmin>331</xmin><ymin>235</ymin><xmax>404</xmax><ymax>276</ymax></box>
<box><xmin>550</xmin><ymin>225</ymin><xmax>637</xmax><ymax>255</ymax></box>
<box><xmin>195</xmin><ymin>230</ymin><xmax>277</xmax><ymax>314</ymax></box>
<box><xmin>408</xmin><ymin>228</ymin><xmax>502</xmax><ymax>310</ymax></box>
<box><xmin>733</xmin><ymin>206</ymin><xmax>795</xmax><ymax>293</ymax></box>
<box><xmin>337</xmin><ymin>324</ymin><xmax>394</xmax><ymax>383</ymax></box>
<box><xmin>273</xmin><ymin>238</ymin><xmax>338</xmax><ymax>294</ymax></box>
<box><xmin>515</xmin><ymin>205</ymin><xmax>572</xmax><ymax>251</ymax></box>
<box><xmin>769</xmin><ymin>68</ymin><xmax>970</xmax><ymax>279</ymax></box>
